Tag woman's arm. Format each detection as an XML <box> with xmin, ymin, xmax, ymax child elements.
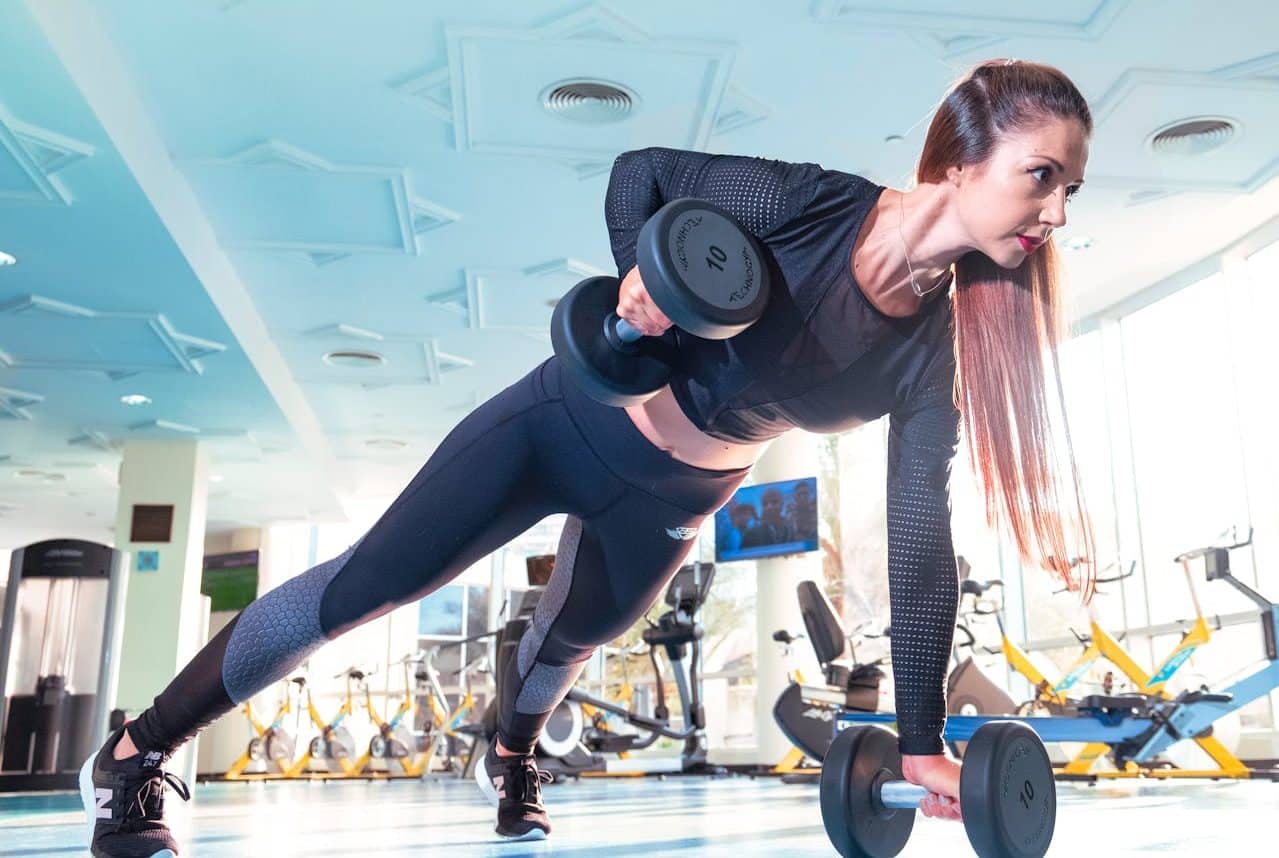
<box><xmin>603</xmin><ymin>147</ymin><xmax>819</xmax><ymax>277</ymax></box>
<box><xmin>885</xmin><ymin>350</ymin><xmax>962</xmax><ymax>757</ymax></box>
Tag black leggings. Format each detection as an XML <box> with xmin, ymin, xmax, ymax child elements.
<box><xmin>128</xmin><ymin>356</ymin><xmax>749</xmax><ymax>757</ymax></box>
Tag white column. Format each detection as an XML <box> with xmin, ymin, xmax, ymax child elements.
<box><xmin>112</xmin><ymin>440</ymin><xmax>209</xmax><ymax>777</ymax></box>
<box><xmin>752</xmin><ymin>431</ymin><xmax>823</xmax><ymax>765</ymax></box>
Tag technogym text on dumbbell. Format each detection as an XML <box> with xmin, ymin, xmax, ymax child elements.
<box><xmin>551</xmin><ymin>198</ymin><xmax>771</xmax><ymax>406</ymax></box>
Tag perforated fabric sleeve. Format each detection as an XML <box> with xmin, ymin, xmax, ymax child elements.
<box><xmin>603</xmin><ymin>145</ymin><xmax>963</xmax><ymax>755</ymax></box>
<box><xmin>886</xmin><ymin>347</ymin><xmax>961</xmax><ymax>755</ymax></box>
<box><xmin>604</xmin><ymin>147</ymin><xmax>817</xmax><ymax>277</ymax></box>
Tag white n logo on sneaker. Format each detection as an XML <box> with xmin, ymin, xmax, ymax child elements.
<box><xmin>95</xmin><ymin>788</ymin><xmax>113</xmax><ymax>819</ymax></box>
<box><xmin>493</xmin><ymin>774</ymin><xmax>506</xmax><ymax>799</ymax></box>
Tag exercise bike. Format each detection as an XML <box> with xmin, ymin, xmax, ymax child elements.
<box><xmin>285</xmin><ymin>666</ymin><xmax>368</xmax><ymax>777</ymax></box>
<box><xmin>353</xmin><ymin>654</ymin><xmax>428</xmax><ymax>777</ymax></box>
<box><xmin>416</xmin><ymin>633</ymin><xmax>493</xmax><ymax>775</ymax></box>
<box><xmin>223</xmin><ymin>676</ymin><xmax>305</xmax><ymax>779</ymax></box>
<box><xmin>1063</xmin><ymin>529</ymin><xmax>1255</xmax><ymax>777</ymax></box>
<box><xmin>770</xmin><ymin>579</ymin><xmax>1015</xmax><ymax>765</ymax></box>
<box><xmin>769</xmin><ymin>584</ymin><xmax>888</xmax><ymax>767</ymax></box>
<box><xmin>475</xmin><ymin>561</ymin><xmax>722</xmax><ymax>779</ymax></box>
<box><xmin>960</xmin><ymin>558</ymin><xmax>1148</xmax><ymax>716</ymax></box>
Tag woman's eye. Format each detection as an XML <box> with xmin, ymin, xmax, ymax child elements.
<box><xmin>1031</xmin><ymin>166</ymin><xmax>1052</xmax><ymax>183</ymax></box>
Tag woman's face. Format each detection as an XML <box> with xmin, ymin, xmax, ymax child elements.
<box><xmin>951</xmin><ymin>115</ymin><xmax>1090</xmax><ymax>269</ymax></box>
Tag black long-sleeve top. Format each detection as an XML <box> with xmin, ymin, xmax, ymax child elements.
<box><xmin>604</xmin><ymin>147</ymin><xmax>960</xmax><ymax>755</ymax></box>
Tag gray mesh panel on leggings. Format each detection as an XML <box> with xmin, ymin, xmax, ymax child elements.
<box><xmin>221</xmin><ymin>543</ymin><xmax>357</xmax><ymax>704</ymax></box>
<box><xmin>513</xmin><ymin>516</ymin><xmax>585</xmax><ymax>714</ymax></box>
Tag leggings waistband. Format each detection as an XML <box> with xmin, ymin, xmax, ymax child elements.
<box><xmin>541</xmin><ymin>357</ymin><xmax>750</xmax><ymax>515</ymax></box>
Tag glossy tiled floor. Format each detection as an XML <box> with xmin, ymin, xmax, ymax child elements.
<box><xmin>2</xmin><ymin>771</ymin><xmax>1276</xmax><ymax>856</ymax></box>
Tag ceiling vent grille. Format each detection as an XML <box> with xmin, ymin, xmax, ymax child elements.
<box><xmin>1149</xmin><ymin>117</ymin><xmax>1238</xmax><ymax>156</ymax></box>
<box><xmin>542</xmin><ymin>80</ymin><xmax>636</xmax><ymax>124</ymax></box>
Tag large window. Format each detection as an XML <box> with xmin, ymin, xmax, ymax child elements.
<box><xmin>1235</xmin><ymin>241</ymin><xmax>1279</xmax><ymax>597</ymax></box>
<box><xmin>1019</xmin><ymin>330</ymin><xmax>1123</xmax><ymax>646</ymax></box>
<box><xmin>1120</xmin><ymin>273</ymin><xmax>1253</xmax><ymax>626</ymax></box>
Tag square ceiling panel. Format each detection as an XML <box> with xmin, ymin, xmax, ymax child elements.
<box><xmin>443</xmin><ymin>17</ymin><xmax>735</xmax><ymax>172</ymax></box>
<box><xmin>1094</xmin><ymin>72</ymin><xmax>1279</xmax><ymax>191</ymax></box>
<box><xmin>463</xmin><ymin>258</ymin><xmax>607</xmax><ymax>337</ymax></box>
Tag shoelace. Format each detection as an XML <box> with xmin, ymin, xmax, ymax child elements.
<box><xmin>517</xmin><ymin>762</ymin><xmax>553</xmax><ymax>810</ymax></box>
<box><xmin>121</xmin><ymin>770</ymin><xmax>191</xmax><ymax>829</ymax></box>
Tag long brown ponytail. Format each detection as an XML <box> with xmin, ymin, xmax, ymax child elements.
<box><xmin>920</xmin><ymin>60</ymin><xmax>1097</xmax><ymax>599</ymax></box>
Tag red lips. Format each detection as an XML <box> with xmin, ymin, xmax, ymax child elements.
<box><xmin>1017</xmin><ymin>235</ymin><xmax>1041</xmax><ymax>252</ymax></box>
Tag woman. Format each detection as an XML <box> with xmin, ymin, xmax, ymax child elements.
<box><xmin>82</xmin><ymin>58</ymin><xmax>1095</xmax><ymax>856</ymax></box>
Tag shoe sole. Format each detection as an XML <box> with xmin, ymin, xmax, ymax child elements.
<box><xmin>78</xmin><ymin>753</ymin><xmax>97</xmax><ymax>851</ymax></box>
<box><xmin>473</xmin><ymin>748</ymin><xmax>548</xmax><ymax>841</ymax></box>
<box><xmin>78</xmin><ymin>751</ymin><xmax>177</xmax><ymax>858</ymax></box>
<box><xmin>501</xmin><ymin>829</ymin><xmax>548</xmax><ymax>842</ymax></box>
<box><xmin>474</xmin><ymin>747</ymin><xmax>499</xmax><ymax>808</ymax></box>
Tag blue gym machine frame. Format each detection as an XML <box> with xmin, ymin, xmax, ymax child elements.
<box><xmin>837</xmin><ymin>536</ymin><xmax>1279</xmax><ymax>773</ymax></box>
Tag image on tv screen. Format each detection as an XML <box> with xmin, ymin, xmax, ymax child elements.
<box><xmin>714</xmin><ymin>476</ymin><xmax>818</xmax><ymax>562</ymax></box>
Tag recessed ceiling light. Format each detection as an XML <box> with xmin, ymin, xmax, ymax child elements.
<box><xmin>120</xmin><ymin>394</ymin><xmax>152</xmax><ymax>406</ymax></box>
<box><xmin>210</xmin><ymin>474</ymin><xmax>225</xmax><ymax>483</ymax></box>
<box><xmin>0</xmin><ymin>251</ymin><xmax>15</xmax><ymax>266</ymax></box>
<box><xmin>1061</xmin><ymin>236</ymin><xmax>1094</xmax><ymax>251</ymax></box>
<box><xmin>15</xmin><ymin>469</ymin><xmax>66</xmax><ymax>483</ymax></box>
<box><xmin>324</xmin><ymin>350</ymin><xmax>386</xmax><ymax>369</ymax></box>
<box><xmin>365</xmin><ymin>438</ymin><xmax>408</xmax><ymax>451</ymax></box>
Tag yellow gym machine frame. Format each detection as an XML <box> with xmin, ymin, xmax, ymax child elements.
<box><xmin>352</xmin><ymin>654</ymin><xmax>429</xmax><ymax>777</ymax></box>
<box><xmin>983</xmin><ymin>548</ymin><xmax>1245</xmax><ymax>778</ymax></box>
<box><xmin>1060</xmin><ymin>542</ymin><xmax>1246</xmax><ymax>779</ymax></box>
<box><xmin>282</xmin><ymin>667</ymin><xmax>365</xmax><ymax>778</ymax></box>
<box><xmin>223</xmin><ymin>676</ymin><xmax>305</xmax><ymax>780</ymax></box>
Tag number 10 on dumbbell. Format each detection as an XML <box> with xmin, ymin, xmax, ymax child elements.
<box><xmin>551</xmin><ymin>198</ymin><xmax>771</xmax><ymax>406</ymax></box>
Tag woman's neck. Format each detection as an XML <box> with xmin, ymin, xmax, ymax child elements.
<box><xmin>852</xmin><ymin>184</ymin><xmax>966</xmax><ymax>316</ymax></box>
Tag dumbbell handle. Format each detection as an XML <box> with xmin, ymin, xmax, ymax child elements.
<box><xmin>879</xmin><ymin>781</ymin><xmax>930</xmax><ymax>809</ymax></box>
<box><xmin>607</xmin><ymin>313</ymin><xmax>645</xmax><ymax>345</ymax></box>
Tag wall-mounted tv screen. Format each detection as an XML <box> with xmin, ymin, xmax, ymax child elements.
<box><xmin>714</xmin><ymin>476</ymin><xmax>818</xmax><ymax>562</ymax></box>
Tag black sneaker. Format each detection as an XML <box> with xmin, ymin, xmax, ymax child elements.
<box><xmin>79</xmin><ymin>727</ymin><xmax>191</xmax><ymax>857</ymax></box>
<box><xmin>473</xmin><ymin>740</ymin><xmax>553</xmax><ymax>840</ymax></box>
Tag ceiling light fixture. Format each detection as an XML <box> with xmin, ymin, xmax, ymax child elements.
<box><xmin>324</xmin><ymin>350</ymin><xmax>386</xmax><ymax>369</ymax></box>
<box><xmin>0</xmin><ymin>251</ymin><xmax>15</xmax><ymax>266</ymax></box>
<box><xmin>120</xmin><ymin>394</ymin><xmax>152</xmax><ymax>406</ymax></box>
<box><xmin>365</xmin><ymin>438</ymin><xmax>408</xmax><ymax>451</ymax></box>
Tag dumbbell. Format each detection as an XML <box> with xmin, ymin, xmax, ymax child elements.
<box><xmin>551</xmin><ymin>198</ymin><xmax>770</xmax><ymax>406</ymax></box>
<box><xmin>820</xmin><ymin>721</ymin><xmax>1055</xmax><ymax>858</ymax></box>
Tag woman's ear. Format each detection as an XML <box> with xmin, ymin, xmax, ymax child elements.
<box><xmin>945</xmin><ymin>163</ymin><xmax>965</xmax><ymax>188</ymax></box>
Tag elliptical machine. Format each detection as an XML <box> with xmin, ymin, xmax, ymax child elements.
<box><xmin>474</xmin><ymin>561</ymin><xmax>721</xmax><ymax>779</ymax></box>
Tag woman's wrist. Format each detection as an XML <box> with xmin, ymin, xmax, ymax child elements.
<box><xmin>900</xmin><ymin>752</ymin><xmax>948</xmax><ymax>776</ymax></box>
